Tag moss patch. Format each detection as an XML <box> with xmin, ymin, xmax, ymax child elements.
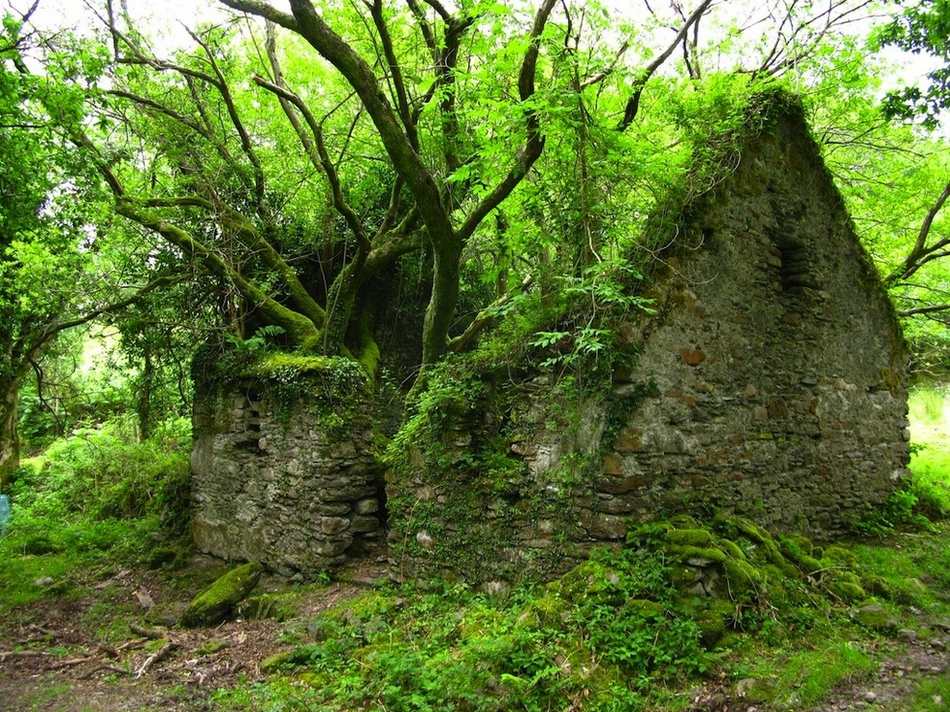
<box><xmin>180</xmin><ymin>562</ymin><xmax>262</xmax><ymax>628</ymax></box>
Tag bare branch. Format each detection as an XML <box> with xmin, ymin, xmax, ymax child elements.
<box><xmin>369</xmin><ymin>0</ymin><xmax>419</xmax><ymax>150</ymax></box>
<box><xmin>886</xmin><ymin>180</ymin><xmax>950</xmax><ymax>286</ymax></box>
<box><xmin>186</xmin><ymin>27</ymin><xmax>266</xmax><ymax>208</ymax></box>
<box><xmin>253</xmin><ymin>75</ymin><xmax>369</xmax><ymax>253</ymax></box>
<box><xmin>618</xmin><ymin>0</ymin><xmax>713</xmax><ymax>131</ymax></box>
<box><xmin>898</xmin><ymin>304</ymin><xmax>950</xmax><ymax>317</ymax></box>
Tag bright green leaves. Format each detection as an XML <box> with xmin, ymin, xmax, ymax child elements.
<box><xmin>873</xmin><ymin>0</ymin><xmax>950</xmax><ymax>129</ymax></box>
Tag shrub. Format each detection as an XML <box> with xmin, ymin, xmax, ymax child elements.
<box><xmin>7</xmin><ymin>417</ymin><xmax>190</xmax><ymax>528</ymax></box>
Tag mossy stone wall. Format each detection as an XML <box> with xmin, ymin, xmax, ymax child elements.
<box><xmin>191</xmin><ymin>356</ymin><xmax>383</xmax><ymax>574</ymax></box>
<box><xmin>388</xmin><ymin>106</ymin><xmax>910</xmax><ymax>584</ymax></box>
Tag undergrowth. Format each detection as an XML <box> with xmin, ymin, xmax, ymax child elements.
<box><xmin>212</xmin><ymin>509</ymin><xmax>950</xmax><ymax>712</ymax></box>
<box><xmin>0</xmin><ymin>416</ymin><xmax>191</xmax><ymax>611</ymax></box>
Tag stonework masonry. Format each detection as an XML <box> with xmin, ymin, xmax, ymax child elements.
<box><xmin>388</xmin><ymin>97</ymin><xmax>910</xmax><ymax>584</ymax></box>
<box><xmin>191</xmin><ymin>387</ymin><xmax>384</xmax><ymax>574</ymax></box>
<box><xmin>189</xmin><ymin>95</ymin><xmax>909</xmax><ymax>584</ymax></box>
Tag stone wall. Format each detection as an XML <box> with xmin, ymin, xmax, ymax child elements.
<box><xmin>387</xmin><ymin>98</ymin><xmax>909</xmax><ymax>584</ymax></box>
<box><xmin>573</xmin><ymin>104</ymin><xmax>909</xmax><ymax>539</ymax></box>
<box><xmin>191</xmin><ymin>371</ymin><xmax>384</xmax><ymax>575</ymax></box>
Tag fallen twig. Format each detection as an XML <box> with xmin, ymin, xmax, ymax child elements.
<box><xmin>115</xmin><ymin>637</ymin><xmax>149</xmax><ymax>652</ymax></box>
<box><xmin>96</xmin><ymin>643</ymin><xmax>119</xmax><ymax>659</ymax></box>
<box><xmin>79</xmin><ymin>663</ymin><xmax>129</xmax><ymax>679</ymax></box>
<box><xmin>135</xmin><ymin>640</ymin><xmax>178</xmax><ymax>678</ymax></box>
<box><xmin>49</xmin><ymin>655</ymin><xmax>97</xmax><ymax>669</ymax></box>
<box><xmin>129</xmin><ymin>622</ymin><xmax>167</xmax><ymax>640</ymax></box>
<box><xmin>0</xmin><ymin>650</ymin><xmax>52</xmax><ymax>661</ymax></box>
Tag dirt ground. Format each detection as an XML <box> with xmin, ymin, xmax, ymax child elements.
<box><xmin>0</xmin><ymin>558</ymin><xmax>379</xmax><ymax>712</ymax></box>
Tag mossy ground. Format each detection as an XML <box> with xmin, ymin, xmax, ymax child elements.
<box><xmin>2</xmin><ymin>518</ymin><xmax>947</xmax><ymax>711</ymax></box>
<box><xmin>204</xmin><ymin>515</ymin><xmax>949</xmax><ymax>712</ymax></box>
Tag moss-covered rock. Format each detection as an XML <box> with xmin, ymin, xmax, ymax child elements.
<box><xmin>669</xmin><ymin>544</ymin><xmax>728</xmax><ymax>565</ymax></box>
<box><xmin>668</xmin><ymin>528</ymin><xmax>714</xmax><ymax>547</ymax></box>
<box><xmin>826</xmin><ymin>571</ymin><xmax>866</xmax><ymax>602</ymax></box>
<box><xmin>624</xmin><ymin>598</ymin><xmax>665</xmax><ymax>618</ymax></box>
<box><xmin>715</xmin><ymin>538</ymin><xmax>746</xmax><ymax>561</ymax></box>
<box><xmin>779</xmin><ymin>537</ymin><xmax>824</xmax><ymax>575</ymax></box>
<box><xmin>853</xmin><ymin>602</ymin><xmax>898</xmax><ymax>633</ymax></box>
<box><xmin>549</xmin><ymin>560</ymin><xmax>619</xmax><ymax>600</ymax></box>
<box><xmin>146</xmin><ymin>545</ymin><xmax>189</xmax><ymax>570</ymax></box>
<box><xmin>723</xmin><ymin>557</ymin><xmax>764</xmax><ymax>596</ymax></box>
<box><xmin>517</xmin><ymin>592</ymin><xmax>569</xmax><ymax>629</ymax></box>
<box><xmin>196</xmin><ymin>639</ymin><xmax>230</xmax><ymax>656</ymax></box>
<box><xmin>822</xmin><ymin>545</ymin><xmax>857</xmax><ymax>567</ymax></box>
<box><xmin>180</xmin><ymin>562</ymin><xmax>262</xmax><ymax>627</ymax></box>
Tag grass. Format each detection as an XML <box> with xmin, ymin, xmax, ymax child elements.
<box><xmin>902</xmin><ymin>675</ymin><xmax>950</xmax><ymax>712</ymax></box>
<box><xmin>0</xmin><ymin>418</ymin><xmax>191</xmax><ymax>613</ymax></box>
<box><xmin>910</xmin><ymin>445</ymin><xmax>950</xmax><ymax>517</ymax></box>
<box><xmin>0</xmin><ymin>551</ymin><xmax>78</xmax><ymax>610</ymax></box>
<box><xmin>762</xmin><ymin>640</ymin><xmax>876</xmax><ymax>708</ymax></box>
<box><xmin>908</xmin><ymin>385</ymin><xmax>950</xmax><ymax>517</ymax></box>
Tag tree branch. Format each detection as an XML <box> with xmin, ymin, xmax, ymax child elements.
<box><xmin>456</xmin><ymin>0</ymin><xmax>558</xmax><ymax>242</ymax></box>
<box><xmin>369</xmin><ymin>0</ymin><xmax>419</xmax><ymax>150</ymax></box>
<box><xmin>898</xmin><ymin>304</ymin><xmax>950</xmax><ymax>317</ymax></box>
<box><xmin>618</xmin><ymin>0</ymin><xmax>712</xmax><ymax>131</ymax></box>
<box><xmin>886</xmin><ymin>180</ymin><xmax>950</xmax><ymax>286</ymax></box>
<box><xmin>186</xmin><ymin>27</ymin><xmax>267</xmax><ymax>208</ymax></box>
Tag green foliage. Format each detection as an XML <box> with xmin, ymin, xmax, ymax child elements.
<box><xmin>8</xmin><ymin>418</ymin><xmax>190</xmax><ymax>523</ymax></box>
<box><xmin>214</xmin><ymin>547</ymin><xmax>709</xmax><ymax>712</ymax></box>
<box><xmin>0</xmin><ymin>415</ymin><xmax>191</xmax><ymax>611</ymax></box>
<box><xmin>904</xmin><ymin>674</ymin><xmax>950</xmax><ymax>712</ymax></box>
<box><xmin>853</xmin><ymin>488</ymin><xmax>935</xmax><ymax>537</ymax></box>
<box><xmin>910</xmin><ymin>445</ymin><xmax>950</xmax><ymax>518</ymax></box>
<box><xmin>874</xmin><ymin>0</ymin><xmax>950</xmax><ymax>128</ymax></box>
<box><xmin>212</xmin><ymin>516</ymin><xmax>950</xmax><ymax>712</ymax></box>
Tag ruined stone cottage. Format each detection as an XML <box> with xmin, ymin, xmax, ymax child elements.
<box><xmin>190</xmin><ymin>93</ymin><xmax>910</xmax><ymax>581</ymax></box>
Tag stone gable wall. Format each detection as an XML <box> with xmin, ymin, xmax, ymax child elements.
<box><xmin>388</xmin><ymin>109</ymin><xmax>909</xmax><ymax>584</ymax></box>
<box><xmin>580</xmin><ymin>113</ymin><xmax>909</xmax><ymax>539</ymax></box>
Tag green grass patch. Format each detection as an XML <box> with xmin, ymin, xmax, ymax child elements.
<box><xmin>740</xmin><ymin>639</ymin><xmax>876</xmax><ymax>709</ymax></box>
<box><xmin>0</xmin><ymin>516</ymin><xmax>160</xmax><ymax>611</ymax></box>
<box><xmin>909</xmin><ymin>446</ymin><xmax>950</xmax><ymax>518</ymax></box>
<box><xmin>901</xmin><ymin>675</ymin><xmax>950</xmax><ymax>712</ymax></box>
<box><xmin>0</xmin><ymin>418</ymin><xmax>192</xmax><ymax>613</ymax></box>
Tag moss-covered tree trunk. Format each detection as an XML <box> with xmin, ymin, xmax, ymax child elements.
<box><xmin>0</xmin><ymin>386</ymin><xmax>19</xmax><ymax>492</ymax></box>
<box><xmin>421</xmin><ymin>241</ymin><xmax>463</xmax><ymax>366</ymax></box>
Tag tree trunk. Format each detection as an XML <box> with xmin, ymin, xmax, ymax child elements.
<box><xmin>0</xmin><ymin>386</ymin><xmax>20</xmax><ymax>493</ymax></box>
<box><xmin>137</xmin><ymin>349</ymin><xmax>154</xmax><ymax>442</ymax></box>
<box><xmin>322</xmin><ymin>261</ymin><xmax>363</xmax><ymax>356</ymax></box>
<box><xmin>421</xmin><ymin>241</ymin><xmax>462</xmax><ymax>366</ymax></box>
